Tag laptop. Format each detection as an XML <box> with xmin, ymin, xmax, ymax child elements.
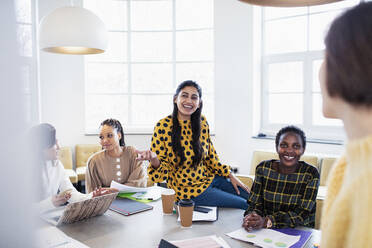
<box><xmin>40</xmin><ymin>192</ymin><xmax>118</xmax><ymax>226</ymax></box>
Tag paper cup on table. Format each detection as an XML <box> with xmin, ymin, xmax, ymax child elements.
<box><xmin>178</xmin><ymin>199</ymin><xmax>194</xmax><ymax>228</ymax></box>
<box><xmin>161</xmin><ymin>188</ymin><xmax>175</xmax><ymax>215</ymax></box>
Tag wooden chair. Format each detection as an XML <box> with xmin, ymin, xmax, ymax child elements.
<box><xmin>75</xmin><ymin>144</ymin><xmax>101</xmax><ymax>185</ymax></box>
<box><xmin>235</xmin><ymin>174</ymin><xmax>254</xmax><ymax>189</ymax></box>
<box><xmin>58</xmin><ymin>146</ymin><xmax>78</xmax><ymax>184</ymax></box>
<box><xmin>315</xmin><ymin>198</ymin><xmax>324</xmax><ymax>229</ymax></box>
<box><xmin>319</xmin><ymin>157</ymin><xmax>337</xmax><ymax>186</ymax></box>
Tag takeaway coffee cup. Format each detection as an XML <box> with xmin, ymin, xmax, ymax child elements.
<box><xmin>161</xmin><ymin>189</ymin><xmax>175</xmax><ymax>215</ymax></box>
<box><xmin>178</xmin><ymin>199</ymin><xmax>194</xmax><ymax>228</ymax></box>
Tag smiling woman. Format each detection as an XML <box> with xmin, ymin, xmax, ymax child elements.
<box><xmin>243</xmin><ymin>125</ymin><xmax>320</xmax><ymax>230</ymax></box>
<box><xmin>137</xmin><ymin>80</ymin><xmax>250</xmax><ymax>210</ymax></box>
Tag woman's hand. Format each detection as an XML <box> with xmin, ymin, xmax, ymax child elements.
<box><xmin>52</xmin><ymin>190</ymin><xmax>71</xmax><ymax>207</ymax></box>
<box><xmin>136</xmin><ymin>150</ymin><xmax>160</xmax><ymax>168</ymax></box>
<box><xmin>229</xmin><ymin>173</ymin><xmax>250</xmax><ymax>195</ymax></box>
<box><xmin>242</xmin><ymin>212</ymin><xmax>265</xmax><ymax>231</ymax></box>
<box><xmin>92</xmin><ymin>187</ymin><xmax>119</xmax><ymax>197</ymax></box>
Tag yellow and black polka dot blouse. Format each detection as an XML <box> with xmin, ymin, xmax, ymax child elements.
<box><xmin>148</xmin><ymin>115</ymin><xmax>231</xmax><ymax>201</ymax></box>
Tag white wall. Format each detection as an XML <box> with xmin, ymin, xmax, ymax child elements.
<box><xmin>38</xmin><ymin>0</ymin><xmax>345</xmax><ymax>174</ymax></box>
<box><xmin>1</xmin><ymin>0</ymin><xmax>35</xmax><ymax>245</ymax></box>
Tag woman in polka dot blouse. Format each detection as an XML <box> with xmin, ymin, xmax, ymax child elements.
<box><xmin>138</xmin><ymin>81</ymin><xmax>250</xmax><ymax>209</ymax></box>
<box><xmin>86</xmin><ymin>119</ymin><xmax>147</xmax><ymax>193</ymax></box>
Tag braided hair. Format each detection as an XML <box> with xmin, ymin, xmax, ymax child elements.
<box><xmin>100</xmin><ymin>118</ymin><xmax>125</xmax><ymax>146</ymax></box>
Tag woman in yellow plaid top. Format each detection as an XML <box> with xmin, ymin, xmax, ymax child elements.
<box><xmin>138</xmin><ymin>80</ymin><xmax>250</xmax><ymax>209</ymax></box>
<box><xmin>243</xmin><ymin>126</ymin><xmax>319</xmax><ymax>230</ymax></box>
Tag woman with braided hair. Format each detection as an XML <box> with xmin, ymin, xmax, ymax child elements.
<box><xmin>86</xmin><ymin>118</ymin><xmax>147</xmax><ymax>193</ymax></box>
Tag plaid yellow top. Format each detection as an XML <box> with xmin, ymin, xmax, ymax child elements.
<box><xmin>245</xmin><ymin>160</ymin><xmax>319</xmax><ymax>228</ymax></box>
<box><xmin>148</xmin><ymin>115</ymin><xmax>231</xmax><ymax>201</ymax></box>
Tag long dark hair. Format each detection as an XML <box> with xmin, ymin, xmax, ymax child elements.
<box><xmin>28</xmin><ymin>123</ymin><xmax>57</xmax><ymax>201</ymax></box>
<box><xmin>29</xmin><ymin>123</ymin><xmax>57</xmax><ymax>162</ymax></box>
<box><xmin>172</xmin><ymin>80</ymin><xmax>203</xmax><ymax>169</ymax></box>
<box><xmin>100</xmin><ymin>118</ymin><xmax>125</xmax><ymax>146</ymax></box>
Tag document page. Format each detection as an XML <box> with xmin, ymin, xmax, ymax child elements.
<box><xmin>110</xmin><ymin>181</ymin><xmax>153</xmax><ymax>193</ymax></box>
<box><xmin>226</xmin><ymin>228</ymin><xmax>300</xmax><ymax>248</ymax></box>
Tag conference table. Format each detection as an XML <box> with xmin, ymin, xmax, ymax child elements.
<box><xmin>58</xmin><ymin>199</ymin><xmax>320</xmax><ymax>248</ymax></box>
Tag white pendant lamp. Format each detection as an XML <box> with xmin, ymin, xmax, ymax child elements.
<box><xmin>39</xmin><ymin>6</ymin><xmax>107</xmax><ymax>55</ymax></box>
<box><xmin>238</xmin><ymin>0</ymin><xmax>343</xmax><ymax>7</ymax></box>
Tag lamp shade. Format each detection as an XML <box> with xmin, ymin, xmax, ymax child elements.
<box><xmin>39</xmin><ymin>6</ymin><xmax>107</xmax><ymax>55</ymax></box>
<box><xmin>238</xmin><ymin>0</ymin><xmax>343</xmax><ymax>7</ymax></box>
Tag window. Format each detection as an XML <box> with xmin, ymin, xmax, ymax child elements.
<box><xmin>259</xmin><ymin>0</ymin><xmax>361</xmax><ymax>141</ymax></box>
<box><xmin>15</xmin><ymin>0</ymin><xmax>38</xmax><ymax>124</ymax></box>
<box><xmin>84</xmin><ymin>0</ymin><xmax>214</xmax><ymax>134</ymax></box>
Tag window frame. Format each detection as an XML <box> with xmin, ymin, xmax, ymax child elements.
<box><xmin>16</xmin><ymin>0</ymin><xmax>40</xmax><ymax>125</ymax></box>
<box><xmin>84</xmin><ymin>0</ymin><xmax>215</xmax><ymax>135</ymax></box>
<box><xmin>256</xmin><ymin>4</ymin><xmax>357</xmax><ymax>142</ymax></box>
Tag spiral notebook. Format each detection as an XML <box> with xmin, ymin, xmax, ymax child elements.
<box><xmin>109</xmin><ymin>197</ymin><xmax>153</xmax><ymax>216</ymax></box>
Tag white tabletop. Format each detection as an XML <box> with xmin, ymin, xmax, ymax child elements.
<box><xmin>58</xmin><ymin>199</ymin><xmax>320</xmax><ymax>248</ymax></box>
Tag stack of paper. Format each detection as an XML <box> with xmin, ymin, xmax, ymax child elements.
<box><xmin>226</xmin><ymin>228</ymin><xmax>302</xmax><ymax>248</ymax></box>
<box><xmin>110</xmin><ymin>181</ymin><xmax>154</xmax><ymax>193</ymax></box>
<box><xmin>167</xmin><ymin>235</ymin><xmax>231</xmax><ymax>248</ymax></box>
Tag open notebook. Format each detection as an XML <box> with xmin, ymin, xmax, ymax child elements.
<box><xmin>40</xmin><ymin>192</ymin><xmax>118</xmax><ymax>226</ymax></box>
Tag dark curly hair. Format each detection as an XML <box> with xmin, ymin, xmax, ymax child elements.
<box><xmin>100</xmin><ymin>118</ymin><xmax>125</xmax><ymax>146</ymax></box>
<box><xmin>275</xmin><ymin>125</ymin><xmax>306</xmax><ymax>150</ymax></box>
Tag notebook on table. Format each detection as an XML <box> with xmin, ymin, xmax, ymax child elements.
<box><xmin>109</xmin><ymin>197</ymin><xmax>153</xmax><ymax>216</ymax></box>
<box><xmin>40</xmin><ymin>192</ymin><xmax>118</xmax><ymax>226</ymax></box>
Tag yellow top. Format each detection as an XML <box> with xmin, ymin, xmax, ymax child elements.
<box><xmin>321</xmin><ymin>135</ymin><xmax>372</xmax><ymax>248</ymax></box>
<box><xmin>148</xmin><ymin>115</ymin><xmax>231</xmax><ymax>201</ymax></box>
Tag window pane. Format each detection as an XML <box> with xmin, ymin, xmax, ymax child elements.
<box><xmin>131</xmin><ymin>64</ymin><xmax>173</xmax><ymax>93</ymax></box>
<box><xmin>264</xmin><ymin>7</ymin><xmax>307</xmax><ymax>20</ymax></box>
<box><xmin>84</xmin><ymin>0</ymin><xmax>127</xmax><ymax>31</ymax></box>
<box><xmin>312</xmin><ymin>93</ymin><xmax>343</xmax><ymax>126</ymax></box>
<box><xmin>131</xmin><ymin>95</ymin><xmax>173</xmax><ymax>126</ymax></box>
<box><xmin>131</xmin><ymin>32</ymin><xmax>172</xmax><ymax>62</ymax></box>
<box><xmin>17</xmin><ymin>24</ymin><xmax>32</xmax><ymax>57</ymax></box>
<box><xmin>268</xmin><ymin>94</ymin><xmax>303</xmax><ymax>124</ymax></box>
<box><xmin>86</xmin><ymin>95</ymin><xmax>129</xmax><ymax>131</ymax></box>
<box><xmin>131</xmin><ymin>0</ymin><xmax>172</xmax><ymax>31</ymax></box>
<box><xmin>21</xmin><ymin>65</ymin><xmax>31</xmax><ymax>94</ymax></box>
<box><xmin>268</xmin><ymin>62</ymin><xmax>303</xmax><ymax>93</ymax></box>
<box><xmin>309</xmin><ymin>11</ymin><xmax>341</xmax><ymax>51</ymax></box>
<box><xmin>176</xmin><ymin>0</ymin><xmax>213</xmax><ymax>29</ymax></box>
<box><xmin>25</xmin><ymin>94</ymin><xmax>32</xmax><ymax>123</ymax></box>
<box><xmin>265</xmin><ymin>16</ymin><xmax>307</xmax><ymax>54</ymax></box>
<box><xmin>15</xmin><ymin>0</ymin><xmax>32</xmax><ymax>23</ymax></box>
<box><xmin>86</xmin><ymin>63</ymin><xmax>128</xmax><ymax>93</ymax></box>
<box><xmin>201</xmin><ymin>94</ymin><xmax>215</xmax><ymax>129</ymax></box>
<box><xmin>309</xmin><ymin>0</ymin><xmax>359</xmax><ymax>13</ymax></box>
<box><xmin>176</xmin><ymin>63</ymin><xmax>214</xmax><ymax>93</ymax></box>
<box><xmin>176</xmin><ymin>30</ymin><xmax>213</xmax><ymax>61</ymax></box>
<box><xmin>312</xmin><ymin>60</ymin><xmax>323</xmax><ymax>92</ymax></box>
<box><xmin>86</xmin><ymin>32</ymin><xmax>127</xmax><ymax>62</ymax></box>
